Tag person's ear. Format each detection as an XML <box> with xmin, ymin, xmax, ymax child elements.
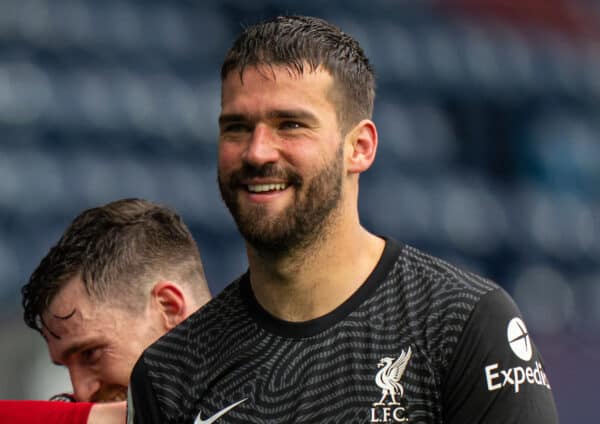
<box><xmin>149</xmin><ymin>281</ymin><xmax>187</xmax><ymax>330</ymax></box>
<box><xmin>345</xmin><ymin>119</ymin><xmax>378</xmax><ymax>174</ymax></box>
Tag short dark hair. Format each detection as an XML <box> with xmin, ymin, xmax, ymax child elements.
<box><xmin>22</xmin><ymin>198</ymin><xmax>209</xmax><ymax>334</ymax></box>
<box><xmin>221</xmin><ymin>15</ymin><xmax>375</xmax><ymax>133</ymax></box>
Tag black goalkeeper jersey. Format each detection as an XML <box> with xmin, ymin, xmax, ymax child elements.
<box><xmin>128</xmin><ymin>239</ymin><xmax>558</xmax><ymax>423</ymax></box>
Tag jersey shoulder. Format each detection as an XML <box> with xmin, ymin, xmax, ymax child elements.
<box><xmin>396</xmin><ymin>244</ymin><xmax>499</xmax><ymax>297</ymax></box>
<box><xmin>383</xmin><ymin>244</ymin><xmax>502</xmax><ymax>369</ymax></box>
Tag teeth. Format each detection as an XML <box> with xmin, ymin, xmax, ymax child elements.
<box><xmin>247</xmin><ymin>183</ymin><xmax>287</xmax><ymax>193</ymax></box>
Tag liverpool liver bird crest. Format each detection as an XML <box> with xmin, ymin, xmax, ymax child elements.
<box><xmin>373</xmin><ymin>347</ymin><xmax>412</xmax><ymax>406</ymax></box>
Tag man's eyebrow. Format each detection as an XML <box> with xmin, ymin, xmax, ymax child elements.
<box><xmin>218</xmin><ymin>113</ymin><xmax>246</xmax><ymax>126</ymax></box>
<box><xmin>218</xmin><ymin>109</ymin><xmax>319</xmax><ymax>126</ymax></box>
<box><xmin>266</xmin><ymin>109</ymin><xmax>318</xmax><ymax>122</ymax></box>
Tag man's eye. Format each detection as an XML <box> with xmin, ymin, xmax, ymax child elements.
<box><xmin>279</xmin><ymin>121</ymin><xmax>304</xmax><ymax>130</ymax></box>
<box><xmin>80</xmin><ymin>348</ymin><xmax>102</xmax><ymax>365</ymax></box>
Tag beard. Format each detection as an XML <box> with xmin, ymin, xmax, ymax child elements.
<box><xmin>218</xmin><ymin>143</ymin><xmax>344</xmax><ymax>256</ymax></box>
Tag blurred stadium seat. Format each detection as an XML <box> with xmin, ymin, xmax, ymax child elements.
<box><xmin>0</xmin><ymin>1</ymin><xmax>598</xmax><ymax>421</ymax></box>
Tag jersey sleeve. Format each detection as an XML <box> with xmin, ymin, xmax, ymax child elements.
<box><xmin>0</xmin><ymin>400</ymin><xmax>92</xmax><ymax>424</ymax></box>
<box><xmin>127</xmin><ymin>356</ymin><xmax>165</xmax><ymax>424</ymax></box>
<box><xmin>442</xmin><ymin>287</ymin><xmax>559</xmax><ymax>424</ymax></box>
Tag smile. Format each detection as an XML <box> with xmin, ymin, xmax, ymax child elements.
<box><xmin>247</xmin><ymin>183</ymin><xmax>288</xmax><ymax>193</ymax></box>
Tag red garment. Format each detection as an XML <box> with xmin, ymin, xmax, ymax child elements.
<box><xmin>0</xmin><ymin>400</ymin><xmax>92</xmax><ymax>424</ymax></box>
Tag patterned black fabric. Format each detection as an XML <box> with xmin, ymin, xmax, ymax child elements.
<box><xmin>129</xmin><ymin>239</ymin><xmax>557</xmax><ymax>423</ymax></box>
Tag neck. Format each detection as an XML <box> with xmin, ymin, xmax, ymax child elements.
<box><xmin>246</xmin><ymin>219</ymin><xmax>385</xmax><ymax>322</ymax></box>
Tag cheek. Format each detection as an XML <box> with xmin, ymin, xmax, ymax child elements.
<box><xmin>102</xmin><ymin>348</ymin><xmax>139</xmax><ymax>384</ymax></box>
<box><xmin>107</xmin><ymin>364</ymin><xmax>132</xmax><ymax>388</ymax></box>
<box><xmin>218</xmin><ymin>143</ymin><xmax>242</xmax><ymax>172</ymax></box>
<box><xmin>292</xmin><ymin>145</ymin><xmax>333</xmax><ymax>174</ymax></box>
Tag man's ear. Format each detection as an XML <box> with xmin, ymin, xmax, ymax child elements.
<box><xmin>149</xmin><ymin>281</ymin><xmax>187</xmax><ymax>330</ymax></box>
<box><xmin>345</xmin><ymin>119</ymin><xmax>378</xmax><ymax>174</ymax></box>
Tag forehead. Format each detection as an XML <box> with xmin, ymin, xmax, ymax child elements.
<box><xmin>43</xmin><ymin>276</ymin><xmax>89</xmax><ymax>322</ymax></box>
<box><xmin>42</xmin><ymin>278</ymin><xmax>131</xmax><ymax>360</ymax></box>
<box><xmin>221</xmin><ymin>65</ymin><xmax>336</xmax><ymax>113</ymax></box>
<box><xmin>42</xmin><ymin>276</ymin><xmax>105</xmax><ymax>340</ymax></box>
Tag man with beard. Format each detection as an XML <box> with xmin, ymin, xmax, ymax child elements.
<box><xmin>18</xmin><ymin>198</ymin><xmax>212</xmax><ymax>422</ymax></box>
<box><xmin>128</xmin><ymin>16</ymin><xmax>559</xmax><ymax>423</ymax></box>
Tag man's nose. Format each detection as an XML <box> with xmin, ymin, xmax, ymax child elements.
<box><xmin>69</xmin><ymin>367</ymin><xmax>101</xmax><ymax>402</ymax></box>
<box><xmin>243</xmin><ymin>124</ymin><xmax>280</xmax><ymax>166</ymax></box>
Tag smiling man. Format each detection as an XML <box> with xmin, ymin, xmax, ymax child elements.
<box><xmin>217</xmin><ymin>68</ymin><xmax>347</xmax><ymax>258</ymax></box>
<box><xmin>128</xmin><ymin>16</ymin><xmax>559</xmax><ymax>423</ymax></box>
<box><xmin>21</xmin><ymin>198</ymin><xmax>211</xmax><ymax>404</ymax></box>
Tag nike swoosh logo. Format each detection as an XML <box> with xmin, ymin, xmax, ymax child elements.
<box><xmin>194</xmin><ymin>398</ymin><xmax>247</xmax><ymax>424</ymax></box>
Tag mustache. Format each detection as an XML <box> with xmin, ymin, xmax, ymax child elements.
<box><xmin>229</xmin><ymin>163</ymin><xmax>302</xmax><ymax>186</ymax></box>
<box><xmin>91</xmin><ymin>386</ymin><xmax>128</xmax><ymax>403</ymax></box>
